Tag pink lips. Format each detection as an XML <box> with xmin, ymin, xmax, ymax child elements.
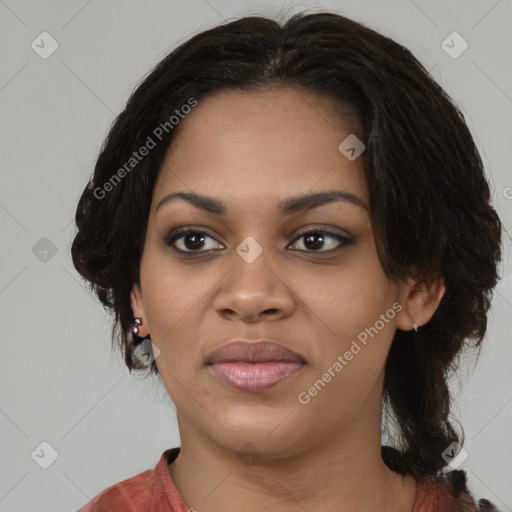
<box><xmin>206</xmin><ymin>340</ymin><xmax>305</xmax><ymax>393</ymax></box>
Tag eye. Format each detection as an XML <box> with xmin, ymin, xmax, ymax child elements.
<box><xmin>163</xmin><ymin>228</ymin><xmax>224</xmax><ymax>253</ymax></box>
<box><xmin>287</xmin><ymin>229</ymin><xmax>352</xmax><ymax>252</ymax></box>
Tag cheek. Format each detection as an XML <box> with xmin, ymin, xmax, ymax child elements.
<box><xmin>140</xmin><ymin>239</ymin><xmax>211</xmax><ymax>319</ymax></box>
<box><xmin>139</xmin><ymin>253</ymin><xmax>208</xmax><ymax>356</ymax></box>
<box><xmin>296</xmin><ymin>249</ymin><xmax>397</xmax><ymax>391</ymax></box>
<box><xmin>298</xmin><ymin>289</ymin><xmax>397</xmax><ymax>423</ymax></box>
<box><xmin>300</xmin><ymin>262</ymin><xmax>393</xmax><ymax>343</ymax></box>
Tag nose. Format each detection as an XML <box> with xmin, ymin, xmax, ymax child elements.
<box><xmin>213</xmin><ymin>249</ymin><xmax>295</xmax><ymax>323</ymax></box>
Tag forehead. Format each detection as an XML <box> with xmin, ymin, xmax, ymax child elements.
<box><xmin>152</xmin><ymin>87</ymin><xmax>368</xmax><ymax>212</ymax></box>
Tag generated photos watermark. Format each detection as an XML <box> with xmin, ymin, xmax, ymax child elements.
<box><xmin>298</xmin><ymin>301</ymin><xmax>403</xmax><ymax>405</ymax></box>
<box><xmin>93</xmin><ymin>97</ymin><xmax>198</xmax><ymax>200</ymax></box>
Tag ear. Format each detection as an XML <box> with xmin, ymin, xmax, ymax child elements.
<box><xmin>395</xmin><ymin>272</ymin><xmax>446</xmax><ymax>331</ymax></box>
<box><xmin>130</xmin><ymin>283</ymin><xmax>149</xmax><ymax>337</ymax></box>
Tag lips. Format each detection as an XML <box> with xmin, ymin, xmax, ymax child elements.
<box><xmin>207</xmin><ymin>340</ymin><xmax>304</xmax><ymax>365</ymax></box>
<box><xmin>206</xmin><ymin>340</ymin><xmax>305</xmax><ymax>393</ymax></box>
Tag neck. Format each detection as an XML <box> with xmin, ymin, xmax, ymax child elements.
<box><xmin>168</xmin><ymin>413</ymin><xmax>416</xmax><ymax>512</ymax></box>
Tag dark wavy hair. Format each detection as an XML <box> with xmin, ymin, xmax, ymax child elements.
<box><xmin>71</xmin><ymin>11</ymin><xmax>503</xmax><ymax>479</ymax></box>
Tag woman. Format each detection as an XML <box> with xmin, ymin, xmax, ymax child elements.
<box><xmin>72</xmin><ymin>11</ymin><xmax>503</xmax><ymax>512</ymax></box>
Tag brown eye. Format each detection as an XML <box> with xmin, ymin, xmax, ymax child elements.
<box><xmin>164</xmin><ymin>228</ymin><xmax>224</xmax><ymax>253</ymax></box>
<box><xmin>288</xmin><ymin>230</ymin><xmax>352</xmax><ymax>252</ymax></box>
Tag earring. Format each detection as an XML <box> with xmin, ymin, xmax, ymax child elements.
<box><xmin>408</xmin><ymin>305</ymin><xmax>419</xmax><ymax>332</ymax></box>
<box><xmin>129</xmin><ymin>317</ymin><xmax>149</xmax><ymax>346</ymax></box>
<box><xmin>130</xmin><ymin>317</ymin><xmax>142</xmax><ymax>335</ymax></box>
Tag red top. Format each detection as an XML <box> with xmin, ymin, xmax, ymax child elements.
<box><xmin>76</xmin><ymin>447</ymin><xmax>499</xmax><ymax>512</ymax></box>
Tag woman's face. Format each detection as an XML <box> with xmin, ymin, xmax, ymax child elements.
<box><xmin>132</xmin><ymin>87</ymin><xmax>416</xmax><ymax>458</ymax></box>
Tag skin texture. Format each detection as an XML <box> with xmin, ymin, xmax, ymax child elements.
<box><xmin>130</xmin><ymin>87</ymin><xmax>446</xmax><ymax>512</ymax></box>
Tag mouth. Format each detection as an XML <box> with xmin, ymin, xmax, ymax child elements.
<box><xmin>206</xmin><ymin>340</ymin><xmax>306</xmax><ymax>393</ymax></box>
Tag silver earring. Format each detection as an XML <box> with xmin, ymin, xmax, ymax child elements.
<box><xmin>412</xmin><ymin>321</ymin><xmax>419</xmax><ymax>332</ymax></box>
<box><xmin>130</xmin><ymin>317</ymin><xmax>142</xmax><ymax>335</ymax></box>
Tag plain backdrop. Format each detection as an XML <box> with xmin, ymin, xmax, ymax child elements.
<box><xmin>0</xmin><ymin>1</ymin><xmax>511</xmax><ymax>511</ymax></box>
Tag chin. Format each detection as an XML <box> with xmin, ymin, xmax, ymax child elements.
<box><xmin>211</xmin><ymin>414</ymin><xmax>312</xmax><ymax>455</ymax></box>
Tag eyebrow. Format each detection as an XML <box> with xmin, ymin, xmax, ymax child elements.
<box><xmin>155</xmin><ymin>190</ymin><xmax>369</xmax><ymax>216</ymax></box>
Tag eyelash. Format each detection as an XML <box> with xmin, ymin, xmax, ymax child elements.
<box><xmin>163</xmin><ymin>227</ymin><xmax>353</xmax><ymax>255</ymax></box>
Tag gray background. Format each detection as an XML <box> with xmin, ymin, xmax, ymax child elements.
<box><xmin>1</xmin><ymin>1</ymin><xmax>511</xmax><ymax>511</ymax></box>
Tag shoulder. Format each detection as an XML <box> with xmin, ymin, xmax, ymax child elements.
<box><xmin>75</xmin><ymin>466</ymin><xmax>157</xmax><ymax>511</ymax></box>
<box><xmin>415</xmin><ymin>469</ymin><xmax>500</xmax><ymax>512</ymax></box>
<box><xmin>75</xmin><ymin>448</ymin><xmax>185</xmax><ymax>512</ymax></box>
<box><xmin>78</xmin><ymin>469</ymin><xmax>153</xmax><ymax>512</ymax></box>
